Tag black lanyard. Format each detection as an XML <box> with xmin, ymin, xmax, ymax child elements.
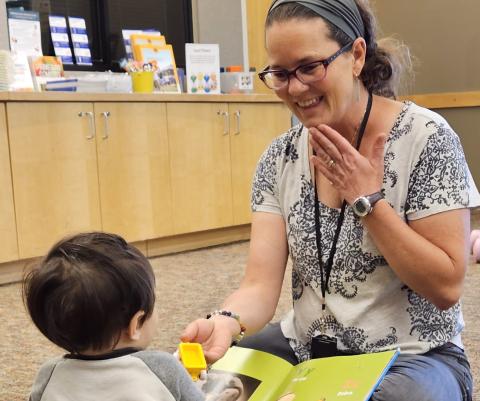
<box><xmin>313</xmin><ymin>91</ymin><xmax>373</xmax><ymax>310</ymax></box>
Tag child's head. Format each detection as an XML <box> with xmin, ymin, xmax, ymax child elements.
<box><xmin>23</xmin><ymin>232</ymin><xmax>157</xmax><ymax>354</ymax></box>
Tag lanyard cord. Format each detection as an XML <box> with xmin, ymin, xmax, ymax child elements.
<box><xmin>313</xmin><ymin>90</ymin><xmax>373</xmax><ymax>310</ymax></box>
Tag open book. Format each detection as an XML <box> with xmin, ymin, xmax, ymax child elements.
<box><xmin>200</xmin><ymin>346</ymin><xmax>398</xmax><ymax>401</ymax></box>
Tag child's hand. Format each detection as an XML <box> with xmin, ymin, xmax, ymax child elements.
<box><xmin>470</xmin><ymin>230</ymin><xmax>480</xmax><ymax>263</ymax></box>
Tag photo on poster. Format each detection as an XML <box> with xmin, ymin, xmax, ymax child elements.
<box><xmin>200</xmin><ymin>370</ymin><xmax>261</xmax><ymax>401</ymax></box>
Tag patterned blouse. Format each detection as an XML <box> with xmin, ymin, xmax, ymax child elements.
<box><xmin>251</xmin><ymin>101</ymin><xmax>480</xmax><ymax>361</ymax></box>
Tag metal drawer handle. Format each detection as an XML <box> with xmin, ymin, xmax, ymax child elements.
<box><xmin>100</xmin><ymin>111</ymin><xmax>111</xmax><ymax>139</ymax></box>
<box><xmin>234</xmin><ymin>110</ymin><xmax>241</xmax><ymax>135</ymax></box>
<box><xmin>78</xmin><ymin>111</ymin><xmax>95</xmax><ymax>139</ymax></box>
<box><xmin>217</xmin><ymin>110</ymin><xmax>229</xmax><ymax>135</ymax></box>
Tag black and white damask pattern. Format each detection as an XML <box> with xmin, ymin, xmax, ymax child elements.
<box><xmin>251</xmin><ymin>103</ymin><xmax>476</xmax><ymax>360</ymax></box>
<box><xmin>406</xmin><ymin>120</ymin><xmax>470</xmax><ymax>213</ymax></box>
<box><xmin>251</xmin><ymin>125</ymin><xmax>301</xmax><ymax>208</ymax></box>
<box><xmin>383</xmin><ymin>102</ymin><xmax>412</xmax><ymax>192</ymax></box>
<box><xmin>404</xmin><ymin>287</ymin><xmax>460</xmax><ymax>343</ymax></box>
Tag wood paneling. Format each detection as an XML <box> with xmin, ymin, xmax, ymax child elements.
<box><xmin>0</xmin><ymin>103</ymin><xmax>18</xmax><ymax>262</ymax></box>
<box><xmin>246</xmin><ymin>0</ymin><xmax>271</xmax><ymax>94</ymax></box>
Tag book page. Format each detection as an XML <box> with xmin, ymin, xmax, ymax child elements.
<box><xmin>275</xmin><ymin>350</ymin><xmax>398</xmax><ymax>401</ymax></box>
<box><xmin>208</xmin><ymin>347</ymin><xmax>293</xmax><ymax>401</ymax></box>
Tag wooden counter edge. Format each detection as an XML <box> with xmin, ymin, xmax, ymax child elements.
<box><xmin>2</xmin><ymin>90</ymin><xmax>480</xmax><ymax>108</ymax></box>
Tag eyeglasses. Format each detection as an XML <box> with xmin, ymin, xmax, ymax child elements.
<box><xmin>258</xmin><ymin>42</ymin><xmax>353</xmax><ymax>90</ymax></box>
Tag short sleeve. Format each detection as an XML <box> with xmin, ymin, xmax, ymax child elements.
<box><xmin>405</xmin><ymin>122</ymin><xmax>480</xmax><ymax>220</ymax></box>
<box><xmin>251</xmin><ymin>129</ymin><xmax>300</xmax><ymax>215</ymax></box>
<box><xmin>133</xmin><ymin>351</ymin><xmax>205</xmax><ymax>401</ymax></box>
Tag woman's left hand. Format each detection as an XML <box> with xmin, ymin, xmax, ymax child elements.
<box><xmin>309</xmin><ymin>124</ymin><xmax>387</xmax><ymax>204</ymax></box>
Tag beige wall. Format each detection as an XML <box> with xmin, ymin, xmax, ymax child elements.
<box><xmin>373</xmin><ymin>0</ymin><xmax>480</xmax><ymax>94</ymax></box>
<box><xmin>194</xmin><ymin>0</ymin><xmax>245</xmax><ymax>67</ymax></box>
<box><xmin>0</xmin><ymin>1</ymin><xmax>8</xmax><ymax>50</ymax></box>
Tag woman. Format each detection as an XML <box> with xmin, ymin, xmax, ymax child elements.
<box><xmin>182</xmin><ymin>1</ymin><xmax>478</xmax><ymax>400</ymax></box>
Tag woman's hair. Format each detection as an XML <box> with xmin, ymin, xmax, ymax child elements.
<box><xmin>265</xmin><ymin>0</ymin><xmax>413</xmax><ymax>98</ymax></box>
<box><xmin>23</xmin><ymin>232</ymin><xmax>156</xmax><ymax>354</ymax></box>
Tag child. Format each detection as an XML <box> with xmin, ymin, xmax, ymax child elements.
<box><xmin>23</xmin><ymin>232</ymin><xmax>204</xmax><ymax>401</ymax></box>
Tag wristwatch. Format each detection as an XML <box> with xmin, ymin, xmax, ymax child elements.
<box><xmin>352</xmin><ymin>191</ymin><xmax>384</xmax><ymax>217</ymax></box>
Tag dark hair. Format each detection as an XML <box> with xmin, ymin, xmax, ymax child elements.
<box><xmin>23</xmin><ymin>232</ymin><xmax>156</xmax><ymax>354</ymax></box>
<box><xmin>265</xmin><ymin>0</ymin><xmax>413</xmax><ymax>98</ymax></box>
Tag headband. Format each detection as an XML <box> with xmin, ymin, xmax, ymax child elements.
<box><xmin>268</xmin><ymin>0</ymin><xmax>365</xmax><ymax>41</ymax></box>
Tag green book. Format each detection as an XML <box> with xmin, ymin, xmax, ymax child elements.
<box><xmin>201</xmin><ymin>346</ymin><xmax>398</xmax><ymax>401</ymax></box>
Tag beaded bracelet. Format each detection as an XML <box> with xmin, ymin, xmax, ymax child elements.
<box><xmin>206</xmin><ymin>309</ymin><xmax>246</xmax><ymax>346</ymax></box>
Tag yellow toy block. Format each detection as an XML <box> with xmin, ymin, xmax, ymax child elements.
<box><xmin>178</xmin><ymin>342</ymin><xmax>207</xmax><ymax>381</ymax></box>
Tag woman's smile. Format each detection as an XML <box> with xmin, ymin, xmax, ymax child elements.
<box><xmin>296</xmin><ymin>96</ymin><xmax>323</xmax><ymax>108</ymax></box>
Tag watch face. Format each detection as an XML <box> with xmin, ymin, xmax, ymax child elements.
<box><xmin>353</xmin><ymin>197</ymin><xmax>370</xmax><ymax>217</ymax></box>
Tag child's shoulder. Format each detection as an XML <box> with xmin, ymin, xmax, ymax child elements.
<box><xmin>132</xmin><ymin>349</ymin><xmax>178</xmax><ymax>363</ymax></box>
<box><xmin>30</xmin><ymin>356</ymin><xmax>65</xmax><ymax>401</ymax></box>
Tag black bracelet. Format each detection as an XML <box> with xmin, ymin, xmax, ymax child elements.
<box><xmin>206</xmin><ymin>309</ymin><xmax>246</xmax><ymax>345</ymax></box>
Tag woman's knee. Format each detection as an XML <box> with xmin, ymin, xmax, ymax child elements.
<box><xmin>371</xmin><ymin>352</ymin><xmax>466</xmax><ymax>401</ymax></box>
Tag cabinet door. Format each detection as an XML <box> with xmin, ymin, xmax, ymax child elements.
<box><xmin>94</xmin><ymin>103</ymin><xmax>174</xmax><ymax>242</ymax></box>
<box><xmin>7</xmin><ymin>102</ymin><xmax>101</xmax><ymax>258</ymax></box>
<box><xmin>167</xmin><ymin>103</ymin><xmax>233</xmax><ymax>234</ymax></box>
<box><xmin>0</xmin><ymin>103</ymin><xmax>18</xmax><ymax>262</ymax></box>
<box><xmin>229</xmin><ymin>103</ymin><xmax>291</xmax><ymax>225</ymax></box>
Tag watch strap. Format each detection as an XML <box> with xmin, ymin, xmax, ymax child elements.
<box><xmin>366</xmin><ymin>191</ymin><xmax>383</xmax><ymax>209</ymax></box>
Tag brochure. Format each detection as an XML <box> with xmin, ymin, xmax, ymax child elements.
<box><xmin>201</xmin><ymin>346</ymin><xmax>398</xmax><ymax>401</ymax></box>
<box><xmin>68</xmin><ymin>17</ymin><xmax>92</xmax><ymax>66</ymax></box>
<box><xmin>48</xmin><ymin>15</ymin><xmax>73</xmax><ymax>65</ymax></box>
<box><xmin>185</xmin><ymin>43</ymin><xmax>220</xmax><ymax>94</ymax></box>
<box><xmin>9</xmin><ymin>52</ymin><xmax>34</xmax><ymax>91</ymax></box>
<box><xmin>7</xmin><ymin>9</ymin><xmax>42</xmax><ymax>57</ymax></box>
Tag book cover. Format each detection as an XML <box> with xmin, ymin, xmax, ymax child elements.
<box><xmin>185</xmin><ymin>43</ymin><xmax>220</xmax><ymax>94</ymax></box>
<box><xmin>134</xmin><ymin>44</ymin><xmax>181</xmax><ymax>93</ymax></box>
<box><xmin>28</xmin><ymin>55</ymin><xmax>64</xmax><ymax>91</ymax></box>
<box><xmin>122</xmin><ymin>29</ymin><xmax>161</xmax><ymax>61</ymax></box>
<box><xmin>130</xmin><ymin>34</ymin><xmax>166</xmax><ymax>61</ymax></box>
<box><xmin>201</xmin><ymin>347</ymin><xmax>398</xmax><ymax>401</ymax></box>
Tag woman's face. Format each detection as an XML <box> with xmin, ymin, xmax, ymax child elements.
<box><xmin>265</xmin><ymin>18</ymin><xmax>358</xmax><ymax>129</ymax></box>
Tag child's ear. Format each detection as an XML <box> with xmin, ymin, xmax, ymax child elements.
<box><xmin>127</xmin><ymin>310</ymin><xmax>145</xmax><ymax>341</ymax></box>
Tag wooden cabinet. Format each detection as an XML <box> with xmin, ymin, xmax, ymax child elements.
<box><xmin>2</xmin><ymin>94</ymin><xmax>288</xmax><ymax>263</ymax></box>
<box><xmin>94</xmin><ymin>103</ymin><xmax>173</xmax><ymax>242</ymax></box>
<box><xmin>229</xmin><ymin>102</ymin><xmax>291</xmax><ymax>224</ymax></box>
<box><xmin>7</xmin><ymin>102</ymin><xmax>174</xmax><ymax>258</ymax></box>
<box><xmin>167</xmin><ymin>103</ymin><xmax>233</xmax><ymax>234</ymax></box>
<box><xmin>0</xmin><ymin>103</ymin><xmax>18</xmax><ymax>262</ymax></box>
<box><xmin>7</xmin><ymin>102</ymin><xmax>101</xmax><ymax>258</ymax></box>
<box><xmin>167</xmin><ymin>102</ymin><xmax>290</xmax><ymax>233</ymax></box>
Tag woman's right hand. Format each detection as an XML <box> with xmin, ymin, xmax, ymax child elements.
<box><xmin>180</xmin><ymin>316</ymin><xmax>240</xmax><ymax>363</ymax></box>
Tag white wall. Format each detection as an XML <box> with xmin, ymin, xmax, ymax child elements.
<box><xmin>0</xmin><ymin>1</ymin><xmax>8</xmax><ymax>50</ymax></box>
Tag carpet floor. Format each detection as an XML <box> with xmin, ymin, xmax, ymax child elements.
<box><xmin>1</xmin><ymin>224</ymin><xmax>479</xmax><ymax>400</ymax></box>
